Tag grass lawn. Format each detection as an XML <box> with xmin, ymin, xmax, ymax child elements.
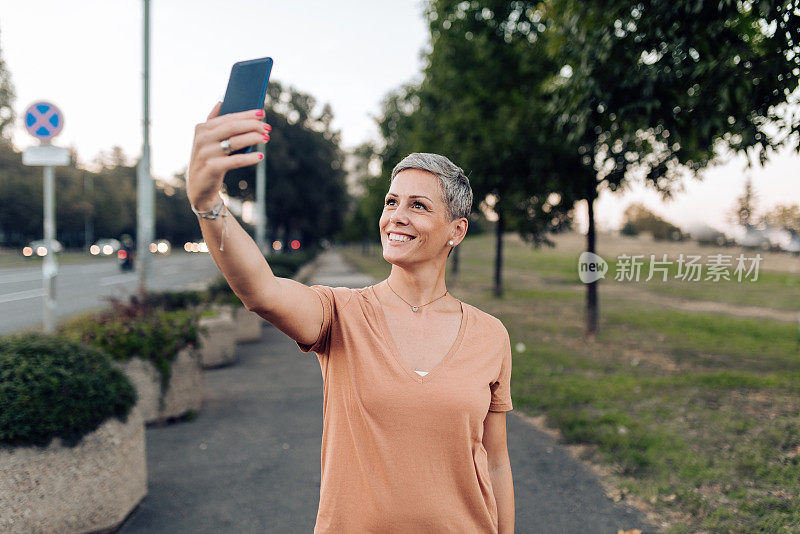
<box><xmin>338</xmin><ymin>231</ymin><xmax>800</xmax><ymax>533</ymax></box>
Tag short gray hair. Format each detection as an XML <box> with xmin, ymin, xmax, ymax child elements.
<box><xmin>390</xmin><ymin>153</ymin><xmax>473</xmax><ymax>222</ymax></box>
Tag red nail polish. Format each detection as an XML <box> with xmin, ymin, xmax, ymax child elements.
<box><xmin>263</xmin><ymin>133</ymin><xmax>269</xmax><ymax>140</ymax></box>
<box><xmin>255</xmin><ymin>110</ymin><xmax>264</xmax><ymax>118</ymax></box>
<box><xmin>265</xmin><ymin>124</ymin><xmax>272</xmax><ymax>132</ymax></box>
<box><xmin>257</xmin><ymin>153</ymin><xmax>264</xmax><ymax>160</ymax></box>
<box><xmin>262</xmin><ymin>123</ymin><xmax>269</xmax><ymax>131</ymax></box>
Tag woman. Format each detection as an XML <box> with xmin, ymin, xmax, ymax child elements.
<box><xmin>187</xmin><ymin>103</ymin><xmax>515</xmax><ymax>533</ymax></box>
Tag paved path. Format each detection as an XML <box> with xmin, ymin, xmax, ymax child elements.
<box><xmin>118</xmin><ymin>249</ymin><xmax>659</xmax><ymax>533</ymax></box>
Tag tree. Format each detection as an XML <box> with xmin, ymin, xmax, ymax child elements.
<box><xmin>547</xmin><ymin>0</ymin><xmax>800</xmax><ymax>334</ymax></box>
<box><xmin>622</xmin><ymin>202</ymin><xmax>685</xmax><ymax>240</ymax></box>
<box><xmin>759</xmin><ymin>203</ymin><xmax>800</xmax><ymax>234</ymax></box>
<box><xmin>728</xmin><ymin>177</ymin><xmax>759</xmax><ymax>229</ymax></box>
<box><xmin>0</xmin><ymin>143</ymin><xmax>42</xmax><ymax>245</ymax></box>
<box><xmin>337</xmin><ymin>142</ymin><xmax>383</xmax><ymax>249</ymax></box>
<box><xmin>377</xmin><ymin>1</ymin><xmax>580</xmax><ymax>294</ymax></box>
<box><xmin>0</xmin><ymin>28</ymin><xmax>15</xmax><ymax>141</ymax></box>
<box><xmin>223</xmin><ymin>81</ymin><xmax>348</xmax><ymax>249</ymax></box>
<box><xmin>156</xmin><ymin>173</ymin><xmax>203</xmax><ymax>246</ymax></box>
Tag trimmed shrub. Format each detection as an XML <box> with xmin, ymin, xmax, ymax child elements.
<box><xmin>58</xmin><ymin>295</ymin><xmax>202</xmax><ymax>397</ymax></box>
<box><xmin>141</xmin><ymin>289</ymin><xmax>206</xmax><ymax>311</ymax></box>
<box><xmin>206</xmin><ymin>277</ymin><xmax>245</xmax><ymax>307</ymax></box>
<box><xmin>264</xmin><ymin>247</ymin><xmax>320</xmax><ymax>278</ymax></box>
<box><xmin>0</xmin><ymin>333</ymin><xmax>137</xmax><ymax>449</ymax></box>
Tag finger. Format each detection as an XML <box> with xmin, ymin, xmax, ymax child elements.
<box><xmin>207</xmin><ymin>118</ymin><xmax>270</xmax><ymax>143</ymax></box>
<box><xmin>199</xmin><ymin>131</ymin><xmax>268</xmax><ymax>160</ymax></box>
<box><xmin>206</xmin><ymin>108</ymin><xmax>265</xmax><ymax>129</ymax></box>
<box><xmin>207</xmin><ymin>101</ymin><xmax>222</xmax><ymax>121</ymax></box>
<box><xmin>207</xmin><ymin>151</ymin><xmax>264</xmax><ymax>175</ymax></box>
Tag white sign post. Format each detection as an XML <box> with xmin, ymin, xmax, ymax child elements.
<box><xmin>22</xmin><ymin>101</ymin><xmax>69</xmax><ymax>334</ymax></box>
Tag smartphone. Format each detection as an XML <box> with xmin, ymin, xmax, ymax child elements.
<box><xmin>219</xmin><ymin>57</ymin><xmax>273</xmax><ymax>155</ymax></box>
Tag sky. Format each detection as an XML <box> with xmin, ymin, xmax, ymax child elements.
<box><xmin>1</xmin><ymin>0</ymin><xmax>797</xmax><ymax>238</ymax></box>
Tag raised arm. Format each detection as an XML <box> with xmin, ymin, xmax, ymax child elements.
<box><xmin>186</xmin><ymin>102</ymin><xmax>323</xmax><ymax>347</ymax></box>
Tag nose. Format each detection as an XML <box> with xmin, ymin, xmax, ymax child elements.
<box><xmin>389</xmin><ymin>203</ymin><xmax>411</xmax><ymax>225</ymax></box>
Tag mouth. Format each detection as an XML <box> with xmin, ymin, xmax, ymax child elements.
<box><xmin>386</xmin><ymin>232</ymin><xmax>417</xmax><ymax>245</ymax></box>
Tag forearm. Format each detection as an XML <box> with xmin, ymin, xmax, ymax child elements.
<box><xmin>194</xmin><ymin>198</ymin><xmax>278</xmax><ymax>311</ymax></box>
<box><xmin>489</xmin><ymin>464</ymin><xmax>515</xmax><ymax>534</ymax></box>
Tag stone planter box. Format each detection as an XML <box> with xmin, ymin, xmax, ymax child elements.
<box><xmin>112</xmin><ymin>347</ymin><xmax>204</xmax><ymax>425</ymax></box>
<box><xmin>198</xmin><ymin>308</ymin><xmax>237</xmax><ymax>369</ymax></box>
<box><xmin>0</xmin><ymin>404</ymin><xmax>147</xmax><ymax>534</ymax></box>
<box><xmin>232</xmin><ymin>305</ymin><xmax>264</xmax><ymax>343</ymax></box>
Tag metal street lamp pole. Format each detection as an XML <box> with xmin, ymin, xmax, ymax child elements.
<box><xmin>42</xmin><ymin>161</ymin><xmax>56</xmax><ymax>333</ymax></box>
<box><xmin>255</xmin><ymin>142</ymin><xmax>268</xmax><ymax>255</ymax></box>
<box><xmin>136</xmin><ymin>0</ymin><xmax>154</xmax><ymax>294</ymax></box>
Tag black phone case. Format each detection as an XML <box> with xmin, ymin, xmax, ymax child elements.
<box><xmin>219</xmin><ymin>57</ymin><xmax>273</xmax><ymax>155</ymax></box>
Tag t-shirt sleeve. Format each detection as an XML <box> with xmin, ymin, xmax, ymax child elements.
<box><xmin>295</xmin><ymin>284</ymin><xmax>334</xmax><ymax>357</ymax></box>
<box><xmin>489</xmin><ymin>325</ymin><xmax>513</xmax><ymax>412</ymax></box>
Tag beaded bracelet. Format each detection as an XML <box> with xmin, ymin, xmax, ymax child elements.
<box><xmin>190</xmin><ymin>195</ymin><xmax>229</xmax><ymax>251</ymax></box>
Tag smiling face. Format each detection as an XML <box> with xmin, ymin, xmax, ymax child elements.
<box><xmin>379</xmin><ymin>168</ymin><xmax>457</xmax><ymax>266</ymax></box>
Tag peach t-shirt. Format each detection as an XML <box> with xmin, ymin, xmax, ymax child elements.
<box><xmin>295</xmin><ymin>282</ymin><xmax>514</xmax><ymax>533</ymax></box>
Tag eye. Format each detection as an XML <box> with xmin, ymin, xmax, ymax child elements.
<box><xmin>384</xmin><ymin>198</ymin><xmax>426</xmax><ymax>209</ymax></box>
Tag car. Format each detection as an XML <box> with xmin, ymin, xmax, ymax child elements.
<box><xmin>22</xmin><ymin>239</ymin><xmax>63</xmax><ymax>257</ymax></box>
<box><xmin>90</xmin><ymin>238</ymin><xmax>122</xmax><ymax>256</ymax></box>
<box><xmin>149</xmin><ymin>239</ymin><xmax>171</xmax><ymax>255</ymax></box>
<box><xmin>686</xmin><ymin>223</ymin><xmax>733</xmax><ymax>247</ymax></box>
<box><xmin>738</xmin><ymin>227</ymin><xmax>773</xmax><ymax>251</ymax></box>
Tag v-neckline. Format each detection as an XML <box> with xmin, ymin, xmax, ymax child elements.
<box><xmin>370</xmin><ymin>282</ymin><xmax>468</xmax><ymax>384</ymax></box>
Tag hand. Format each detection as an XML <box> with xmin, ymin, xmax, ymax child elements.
<box><xmin>186</xmin><ymin>102</ymin><xmax>271</xmax><ymax>208</ymax></box>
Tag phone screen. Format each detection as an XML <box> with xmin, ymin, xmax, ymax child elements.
<box><xmin>219</xmin><ymin>57</ymin><xmax>273</xmax><ymax>153</ymax></box>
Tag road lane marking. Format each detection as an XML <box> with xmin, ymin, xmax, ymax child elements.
<box><xmin>100</xmin><ymin>273</ymin><xmax>138</xmax><ymax>286</ymax></box>
<box><xmin>0</xmin><ymin>288</ymin><xmax>46</xmax><ymax>304</ymax></box>
<box><xmin>0</xmin><ymin>271</ymin><xmax>43</xmax><ymax>284</ymax></box>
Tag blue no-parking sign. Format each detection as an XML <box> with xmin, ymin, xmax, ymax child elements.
<box><xmin>24</xmin><ymin>101</ymin><xmax>64</xmax><ymax>141</ymax></box>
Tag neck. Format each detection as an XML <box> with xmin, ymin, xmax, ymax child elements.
<box><xmin>385</xmin><ymin>267</ymin><xmax>448</xmax><ymax>305</ymax></box>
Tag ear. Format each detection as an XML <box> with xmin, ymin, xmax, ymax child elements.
<box><xmin>451</xmin><ymin>217</ymin><xmax>469</xmax><ymax>244</ymax></box>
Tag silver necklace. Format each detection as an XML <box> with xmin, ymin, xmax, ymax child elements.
<box><xmin>385</xmin><ymin>280</ymin><xmax>449</xmax><ymax>312</ymax></box>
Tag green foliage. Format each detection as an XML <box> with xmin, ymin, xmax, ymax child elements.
<box><xmin>620</xmin><ymin>221</ymin><xmax>639</xmax><ymax>236</ymax></box>
<box><xmin>0</xmin><ymin>28</ymin><xmax>15</xmax><ymax>140</ymax></box>
<box><xmin>622</xmin><ymin>203</ymin><xmax>686</xmax><ymax>241</ymax></box>
<box><xmin>337</xmin><ymin>143</ymin><xmax>384</xmax><ymax>244</ymax></box>
<box><xmin>729</xmin><ymin>177</ymin><xmax>759</xmax><ymax>229</ymax></box>
<box><xmin>57</xmin><ymin>294</ymin><xmax>202</xmax><ymax>401</ymax></box>
<box><xmin>0</xmin><ymin>142</ymin><xmax>200</xmax><ymax>247</ymax></box>
<box><xmin>548</xmin><ymin>0</ymin><xmax>800</xmax><ymax>192</ymax></box>
<box><xmin>206</xmin><ymin>277</ymin><xmax>245</xmax><ymax>307</ymax></box>
<box><xmin>759</xmin><ymin>203</ymin><xmax>800</xmax><ymax>234</ymax></box>
<box><xmin>266</xmin><ymin>248</ymin><xmax>318</xmax><ymax>276</ymax></box>
<box><xmin>381</xmin><ymin>1</ymin><xmax>582</xmax><ymax>246</ymax></box>
<box><xmin>0</xmin><ymin>333</ymin><xmax>137</xmax><ymax>449</ymax></box>
<box><xmin>141</xmin><ymin>289</ymin><xmax>206</xmax><ymax>311</ymax></box>
<box><xmin>223</xmin><ymin>80</ymin><xmax>348</xmax><ymax>248</ymax></box>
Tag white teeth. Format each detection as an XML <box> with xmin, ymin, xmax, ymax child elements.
<box><xmin>389</xmin><ymin>233</ymin><xmax>412</xmax><ymax>242</ymax></box>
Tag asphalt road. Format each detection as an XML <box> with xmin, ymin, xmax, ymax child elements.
<box><xmin>116</xmin><ymin>250</ymin><xmax>660</xmax><ymax>534</ymax></box>
<box><xmin>0</xmin><ymin>252</ymin><xmax>221</xmax><ymax>335</ymax></box>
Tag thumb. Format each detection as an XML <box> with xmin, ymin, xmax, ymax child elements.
<box><xmin>207</xmin><ymin>101</ymin><xmax>222</xmax><ymax>120</ymax></box>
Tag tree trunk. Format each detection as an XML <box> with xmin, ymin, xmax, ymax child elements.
<box><xmin>584</xmin><ymin>195</ymin><xmax>598</xmax><ymax>337</ymax></box>
<box><xmin>493</xmin><ymin>207</ymin><xmax>504</xmax><ymax>297</ymax></box>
